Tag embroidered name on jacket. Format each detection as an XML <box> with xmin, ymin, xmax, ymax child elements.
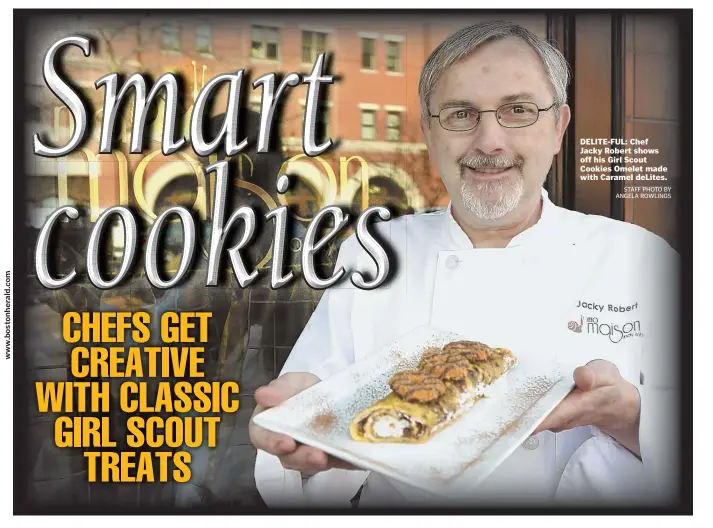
<box><xmin>576</xmin><ymin>300</ymin><xmax>639</xmax><ymax>313</ymax></box>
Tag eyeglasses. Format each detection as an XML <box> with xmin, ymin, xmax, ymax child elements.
<box><xmin>429</xmin><ymin>102</ymin><xmax>557</xmax><ymax>131</ymax></box>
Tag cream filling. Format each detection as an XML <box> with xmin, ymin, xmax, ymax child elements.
<box><xmin>373</xmin><ymin>416</ymin><xmax>411</xmax><ymax>438</ymax></box>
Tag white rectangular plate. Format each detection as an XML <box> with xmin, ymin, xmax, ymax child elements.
<box><xmin>253</xmin><ymin>326</ymin><xmax>575</xmax><ymax>497</ymax></box>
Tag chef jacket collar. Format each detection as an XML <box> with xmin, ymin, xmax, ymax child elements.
<box><xmin>442</xmin><ymin>187</ymin><xmax>561</xmax><ymax>249</ymax></box>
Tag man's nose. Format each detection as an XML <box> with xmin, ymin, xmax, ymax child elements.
<box><xmin>470</xmin><ymin>112</ymin><xmax>508</xmax><ymax>155</ymax></box>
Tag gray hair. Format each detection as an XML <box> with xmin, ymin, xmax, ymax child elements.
<box><xmin>419</xmin><ymin>21</ymin><xmax>571</xmax><ymax>121</ymax></box>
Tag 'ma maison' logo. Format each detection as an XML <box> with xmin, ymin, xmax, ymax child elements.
<box><xmin>568</xmin><ymin>316</ymin><xmax>643</xmax><ymax>343</ymax></box>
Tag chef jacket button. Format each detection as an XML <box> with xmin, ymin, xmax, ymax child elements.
<box><xmin>445</xmin><ymin>255</ymin><xmax>460</xmax><ymax>270</ymax></box>
<box><xmin>521</xmin><ymin>435</ymin><xmax>539</xmax><ymax>450</ymax></box>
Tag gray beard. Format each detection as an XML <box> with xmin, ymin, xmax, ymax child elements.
<box><xmin>459</xmin><ymin>172</ymin><xmax>525</xmax><ymax>221</ymax></box>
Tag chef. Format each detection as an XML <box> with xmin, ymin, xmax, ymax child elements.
<box><xmin>250</xmin><ymin>21</ymin><xmax>680</xmax><ymax>508</ymax></box>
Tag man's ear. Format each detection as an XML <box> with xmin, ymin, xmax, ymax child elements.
<box><xmin>554</xmin><ymin>104</ymin><xmax>571</xmax><ymax>154</ymax></box>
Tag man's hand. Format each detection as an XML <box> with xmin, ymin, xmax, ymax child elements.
<box><xmin>533</xmin><ymin>360</ymin><xmax>642</xmax><ymax>455</ymax></box>
<box><xmin>249</xmin><ymin>372</ymin><xmax>358</xmax><ymax>476</ymax></box>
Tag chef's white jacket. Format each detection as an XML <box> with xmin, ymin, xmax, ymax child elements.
<box><xmin>254</xmin><ymin>188</ymin><xmax>681</xmax><ymax>508</ymax></box>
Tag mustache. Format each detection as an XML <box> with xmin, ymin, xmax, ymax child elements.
<box><xmin>458</xmin><ymin>154</ymin><xmax>524</xmax><ymax>171</ymax></box>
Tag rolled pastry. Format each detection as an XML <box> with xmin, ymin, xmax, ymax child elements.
<box><xmin>350</xmin><ymin>342</ymin><xmax>517</xmax><ymax>443</ymax></box>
